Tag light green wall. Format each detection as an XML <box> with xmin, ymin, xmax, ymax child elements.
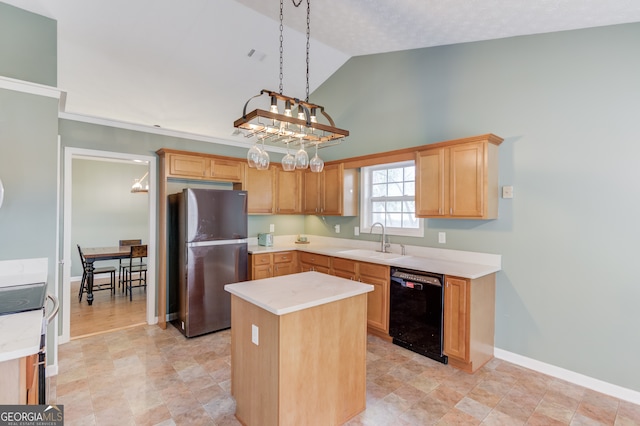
<box><xmin>311</xmin><ymin>23</ymin><xmax>640</xmax><ymax>391</ymax></box>
<box><xmin>71</xmin><ymin>159</ymin><xmax>149</xmax><ymax>276</ymax></box>
<box><xmin>0</xmin><ymin>2</ymin><xmax>56</xmax><ymax>85</ymax></box>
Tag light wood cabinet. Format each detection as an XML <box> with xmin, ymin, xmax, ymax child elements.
<box><xmin>210</xmin><ymin>158</ymin><xmax>245</xmax><ymax>181</ymax></box>
<box><xmin>273</xmin><ymin>251</ymin><xmax>297</xmax><ymax>276</ymax></box>
<box><xmin>330</xmin><ymin>258</ymin><xmax>390</xmax><ymax>337</ymax></box>
<box><xmin>303</xmin><ymin>164</ymin><xmax>357</xmax><ymax>216</ymax></box>
<box><xmin>274</xmin><ymin>167</ymin><xmax>303</xmax><ymax>214</ymax></box>
<box><xmin>165</xmin><ymin>151</ymin><xmax>246</xmax><ymax>182</ymax></box>
<box><xmin>443</xmin><ymin>274</ymin><xmax>496</xmax><ymax>373</ymax></box>
<box><xmin>299</xmin><ymin>252</ymin><xmax>331</xmax><ymax>274</ymax></box>
<box><xmin>245</xmin><ymin>166</ymin><xmax>275</xmax><ymax>214</ymax></box>
<box><xmin>249</xmin><ymin>251</ymin><xmax>297</xmax><ymax>280</ymax></box>
<box><xmin>0</xmin><ymin>354</ymin><xmax>39</xmax><ymax>405</ymax></box>
<box><xmin>416</xmin><ymin>135</ymin><xmax>502</xmax><ymax>219</ymax></box>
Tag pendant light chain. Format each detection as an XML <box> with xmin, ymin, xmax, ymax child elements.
<box><xmin>305</xmin><ymin>0</ymin><xmax>310</xmax><ymax>103</ymax></box>
<box><xmin>279</xmin><ymin>0</ymin><xmax>284</xmax><ymax>95</ymax></box>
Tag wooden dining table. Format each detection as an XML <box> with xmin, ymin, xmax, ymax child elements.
<box><xmin>82</xmin><ymin>246</ymin><xmax>131</xmax><ymax>305</ymax></box>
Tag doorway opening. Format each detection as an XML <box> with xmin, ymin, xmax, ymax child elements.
<box><xmin>60</xmin><ymin>147</ymin><xmax>157</xmax><ymax>344</ymax></box>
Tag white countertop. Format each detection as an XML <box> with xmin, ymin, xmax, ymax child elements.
<box><xmin>0</xmin><ymin>258</ymin><xmax>48</xmax><ymax>363</ymax></box>
<box><xmin>0</xmin><ymin>310</ymin><xmax>43</xmax><ymax>362</ymax></box>
<box><xmin>248</xmin><ymin>239</ymin><xmax>501</xmax><ymax>280</ymax></box>
<box><xmin>225</xmin><ymin>271</ymin><xmax>374</xmax><ymax>316</ymax></box>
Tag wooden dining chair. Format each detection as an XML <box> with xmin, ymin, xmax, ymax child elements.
<box><xmin>122</xmin><ymin>244</ymin><xmax>148</xmax><ymax>301</ymax></box>
<box><xmin>118</xmin><ymin>239</ymin><xmax>142</xmax><ymax>291</ymax></box>
<box><xmin>77</xmin><ymin>244</ymin><xmax>116</xmax><ymax>301</ymax></box>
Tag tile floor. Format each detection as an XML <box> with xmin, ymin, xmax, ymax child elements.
<box><xmin>51</xmin><ymin>325</ymin><xmax>640</xmax><ymax>425</ymax></box>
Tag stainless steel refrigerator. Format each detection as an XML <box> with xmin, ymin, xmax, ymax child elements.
<box><xmin>168</xmin><ymin>188</ymin><xmax>248</xmax><ymax>337</ymax></box>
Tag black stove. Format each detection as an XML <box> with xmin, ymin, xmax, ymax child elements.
<box><xmin>0</xmin><ymin>282</ymin><xmax>47</xmax><ymax>316</ymax></box>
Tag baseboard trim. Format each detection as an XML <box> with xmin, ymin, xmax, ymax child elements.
<box><xmin>494</xmin><ymin>347</ymin><xmax>640</xmax><ymax>405</ymax></box>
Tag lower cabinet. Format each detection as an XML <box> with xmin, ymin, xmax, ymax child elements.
<box><xmin>331</xmin><ymin>257</ymin><xmax>390</xmax><ymax>337</ymax></box>
<box><xmin>249</xmin><ymin>251</ymin><xmax>297</xmax><ymax>280</ymax></box>
<box><xmin>0</xmin><ymin>354</ymin><xmax>39</xmax><ymax>405</ymax></box>
<box><xmin>299</xmin><ymin>252</ymin><xmax>331</xmax><ymax>274</ymax></box>
<box><xmin>443</xmin><ymin>274</ymin><xmax>496</xmax><ymax>373</ymax></box>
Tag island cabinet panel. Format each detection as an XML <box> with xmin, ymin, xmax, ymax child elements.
<box><xmin>299</xmin><ymin>252</ymin><xmax>331</xmax><ymax>274</ymax></box>
<box><xmin>230</xmin><ymin>292</ymin><xmax>368</xmax><ymax>426</ymax></box>
<box><xmin>443</xmin><ymin>274</ymin><xmax>496</xmax><ymax>373</ymax></box>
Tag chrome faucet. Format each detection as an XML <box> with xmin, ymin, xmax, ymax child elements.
<box><xmin>370</xmin><ymin>222</ymin><xmax>390</xmax><ymax>253</ymax></box>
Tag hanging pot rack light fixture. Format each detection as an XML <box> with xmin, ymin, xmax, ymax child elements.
<box><xmin>234</xmin><ymin>0</ymin><xmax>348</xmax><ymax>172</ymax></box>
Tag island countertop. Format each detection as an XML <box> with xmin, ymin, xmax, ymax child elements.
<box><xmin>224</xmin><ymin>271</ymin><xmax>373</xmax><ymax>316</ymax></box>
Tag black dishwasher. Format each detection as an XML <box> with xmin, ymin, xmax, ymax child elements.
<box><xmin>389</xmin><ymin>267</ymin><xmax>447</xmax><ymax>364</ymax></box>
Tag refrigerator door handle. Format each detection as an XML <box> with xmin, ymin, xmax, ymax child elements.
<box><xmin>187</xmin><ymin>239</ymin><xmax>248</xmax><ymax>247</ymax></box>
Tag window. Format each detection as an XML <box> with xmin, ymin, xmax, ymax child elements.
<box><xmin>360</xmin><ymin>161</ymin><xmax>423</xmax><ymax>237</ymax></box>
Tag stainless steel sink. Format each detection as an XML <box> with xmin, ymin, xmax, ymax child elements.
<box><xmin>337</xmin><ymin>249</ymin><xmax>405</xmax><ymax>261</ymax></box>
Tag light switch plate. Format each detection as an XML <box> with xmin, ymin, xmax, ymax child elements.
<box><xmin>269</xmin><ymin>224</ymin><xmax>275</xmax><ymax>232</ymax></box>
<box><xmin>251</xmin><ymin>324</ymin><xmax>259</xmax><ymax>345</ymax></box>
<box><xmin>354</xmin><ymin>227</ymin><xmax>359</xmax><ymax>236</ymax></box>
<box><xmin>438</xmin><ymin>232</ymin><xmax>446</xmax><ymax>244</ymax></box>
<box><xmin>502</xmin><ymin>186</ymin><xmax>514</xmax><ymax>199</ymax></box>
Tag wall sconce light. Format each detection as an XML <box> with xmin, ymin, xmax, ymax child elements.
<box><xmin>131</xmin><ymin>171</ymin><xmax>149</xmax><ymax>193</ymax></box>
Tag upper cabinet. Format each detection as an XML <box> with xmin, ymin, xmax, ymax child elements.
<box><xmin>303</xmin><ymin>164</ymin><xmax>357</xmax><ymax>216</ymax></box>
<box><xmin>274</xmin><ymin>167</ymin><xmax>303</xmax><ymax>214</ymax></box>
<box><xmin>245</xmin><ymin>166</ymin><xmax>276</xmax><ymax>214</ymax></box>
<box><xmin>415</xmin><ymin>134</ymin><xmax>502</xmax><ymax>219</ymax></box>
<box><xmin>165</xmin><ymin>151</ymin><xmax>245</xmax><ymax>182</ymax></box>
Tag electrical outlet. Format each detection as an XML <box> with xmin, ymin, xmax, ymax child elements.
<box><xmin>354</xmin><ymin>227</ymin><xmax>359</xmax><ymax>236</ymax></box>
<box><xmin>269</xmin><ymin>224</ymin><xmax>275</xmax><ymax>232</ymax></box>
<box><xmin>334</xmin><ymin>224</ymin><xmax>341</xmax><ymax>233</ymax></box>
<box><xmin>252</xmin><ymin>324</ymin><xmax>259</xmax><ymax>345</ymax></box>
<box><xmin>438</xmin><ymin>232</ymin><xmax>446</xmax><ymax>244</ymax></box>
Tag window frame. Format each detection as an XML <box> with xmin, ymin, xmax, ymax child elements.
<box><xmin>360</xmin><ymin>160</ymin><xmax>424</xmax><ymax>237</ymax></box>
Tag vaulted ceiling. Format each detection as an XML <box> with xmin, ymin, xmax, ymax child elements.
<box><xmin>4</xmin><ymin>0</ymin><xmax>640</xmax><ymax>145</ymax></box>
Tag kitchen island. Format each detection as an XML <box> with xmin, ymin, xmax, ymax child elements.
<box><xmin>224</xmin><ymin>271</ymin><xmax>373</xmax><ymax>426</ymax></box>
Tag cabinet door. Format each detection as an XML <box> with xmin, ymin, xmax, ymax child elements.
<box><xmin>359</xmin><ymin>262</ymin><xmax>390</xmax><ymax>333</ymax></box>
<box><xmin>275</xmin><ymin>168</ymin><xmax>302</xmax><ymax>214</ymax></box>
<box><xmin>332</xmin><ymin>257</ymin><xmax>357</xmax><ymax>280</ymax></box>
<box><xmin>449</xmin><ymin>141</ymin><xmax>484</xmax><ymax>218</ymax></box>
<box><xmin>168</xmin><ymin>153</ymin><xmax>207</xmax><ymax>178</ymax></box>
<box><xmin>321</xmin><ymin>164</ymin><xmax>343</xmax><ymax>215</ymax></box>
<box><xmin>443</xmin><ymin>276</ymin><xmax>469</xmax><ymax>362</ymax></box>
<box><xmin>303</xmin><ymin>170</ymin><xmax>321</xmax><ymax>214</ymax></box>
<box><xmin>253</xmin><ymin>264</ymin><xmax>272</xmax><ymax>280</ymax></box>
<box><xmin>273</xmin><ymin>251</ymin><xmax>297</xmax><ymax>277</ymax></box>
<box><xmin>210</xmin><ymin>158</ymin><xmax>244</xmax><ymax>182</ymax></box>
<box><xmin>246</xmin><ymin>167</ymin><xmax>275</xmax><ymax>214</ymax></box>
<box><xmin>416</xmin><ymin>148</ymin><xmax>446</xmax><ymax>217</ymax></box>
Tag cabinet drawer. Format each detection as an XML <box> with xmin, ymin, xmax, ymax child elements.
<box><xmin>359</xmin><ymin>261</ymin><xmax>389</xmax><ymax>278</ymax></box>
<box><xmin>253</xmin><ymin>253</ymin><xmax>272</xmax><ymax>265</ymax></box>
<box><xmin>332</xmin><ymin>257</ymin><xmax>357</xmax><ymax>274</ymax></box>
<box><xmin>299</xmin><ymin>252</ymin><xmax>331</xmax><ymax>268</ymax></box>
<box><xmin>273</xmin><ymin>251</ymin><xmax>294</xmax><ymax>264</ymax></box>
